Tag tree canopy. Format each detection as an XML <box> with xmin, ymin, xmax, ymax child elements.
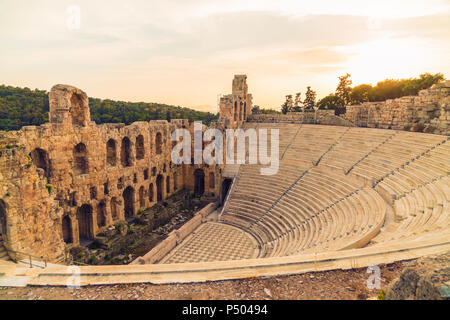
<box><xmin>316</xmin><ymin>72</ymin><xmax>444</xmax><ymax>114</ymax></box>
<box><xmin>347</xmin><ymin>73</ymin><xmax>444</xmax><ymax>105</ymax></box>
<box><xmin>251</xmin><ymin>105</ymin><xmax>280</xmax><ymax>115</ymax></box>
<box><xmin>0</xmin><ymin>85</ymin><xmax>218</xmax><ymax>131</ymax></box>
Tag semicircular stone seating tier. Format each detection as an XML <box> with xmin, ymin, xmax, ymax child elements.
<box><xmin>159</xmin><ymin>123</ymin><xmax>450</xmax><ymax>265</ymax></box>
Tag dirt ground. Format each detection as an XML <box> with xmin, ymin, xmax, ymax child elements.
<box><xmin>0</xmin><ymin>260</ymin><xmax>410</xmax><ymax>300</ymax></box>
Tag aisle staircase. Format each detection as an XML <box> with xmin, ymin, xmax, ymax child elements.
<box><xmin>0</xmin><ymin>238</ymin><xmax>9</xmax><ymax>261</ymax></box>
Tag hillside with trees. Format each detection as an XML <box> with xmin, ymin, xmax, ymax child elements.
<box><xmin>0</xmin><ymin>85</ymin><xmax>218</xmax><ymax>131</ymax></box>
<box><xmin>282</xmin><ymin>73</ymin><xmax>444</xmax><ymax>115</ymax></box>
<box><xmin>317</xmin><ymin>72</ymin><xmax>444</xmax><ymax>115</ymax></box>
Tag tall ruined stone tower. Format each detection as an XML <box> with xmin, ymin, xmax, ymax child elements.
<box><xmin>49</xmin><ymin>84</ymin><xmax>90</xmax><ymax>127</ymax></box>
<box><xmin>219</xmin><ymin>75</ymin><xmax>253</xmax><ymax>124</ymax></box>
<box><xmin>232</xmin><ymin>75</ymin><xmax>248</xmax><ymax>96</ymax></box>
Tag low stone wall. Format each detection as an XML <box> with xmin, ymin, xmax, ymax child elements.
<box><xmin>344</xmin><ymin>83</ymin><xmax>450</xmax><ymax>135</ymax></box>
<box><xmin>131</xmin><ymin>202</ymin><xmax>219</xmax><ymax>264</ymax></box>
<box><xmin>248</xmin><ymin>110</ymin><xmax>355</xmax><ymax>127</ymax></box>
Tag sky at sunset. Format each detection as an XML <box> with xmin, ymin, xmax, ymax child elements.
<box><xmin>1</xmin><ymin>0</ymin><xmax>449</xmax><ymax>112</ymax></box>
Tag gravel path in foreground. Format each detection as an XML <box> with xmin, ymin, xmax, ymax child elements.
<box><xmin>0</xmin><ymin>260</ymin><xmax>409</xmax><ymax>300</ymax></box>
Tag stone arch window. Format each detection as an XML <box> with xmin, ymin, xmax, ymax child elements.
<box><xmin>70</xmin><ymin>93</ymin><xmax>87</xmax><ymax>126</ymax></box>
<box><xmin>73</xmin><ymin>143</ymin><xmax>88</xmax><ymax>175</ymax></box>
<box><xmin>77</xmin><ymin>204</ymin><xmax>93</xmax><ymax>241</ymax></box>
<box><xmin>139</xmin><ymin>186</ymin><xmax>145</xmax><ymax>208</ymax></box>
<box><xmin>155</xmin><ymin>132</ymin><xmax>163</xmax><ymax>155</ymax></box>
<box><xmin>90</xmin><ymin>186</ymin><xmax>97</xmax><ymax>200</ymax></box>
<box><xmin>166</xmin><ymin>176</ymin><xmax>170</xmax><ymax>194</ymax></box>
<box><xmin>30</xmin><ymin>148</ymin><xmax>51</xmax><ymax>181</ymax></box>
<box><xmin>156</xmin><ymin>174</ymin><xmax>164</xmax><ymax>201</ymax></box>
<box><xmin>121</xmin><ymin>137</ymin><xmax>132</xmax><ymax>167</ymax></box>
<box><xmin>239</xmin><ymin>102</ymin><xmax>243</xmax><ymax>121</ymax></box>
<box><xmin>110</xmin><ymin>197</ymin><xmax>119</xmax><ymax>221</ymax></box>
<box><xmin>194</xmin><ymin>169</ymin><xmax>205</xmax><ymax>197</ymax></box>
<box><xmin>62</xmin><ymin>215</ymin><xmax>73</xmax><ymax>244</ymax></box>
<box><xmin>243</xmin><ymin>102</ymin><xmax>247</xmax><ymax>119</ymax></box>
<box><xmin>97</xmin><ymin>201</ymin><xmax>106</xmax><ymax>228</ymax></box>
<box><xmin>234</xmin><ymin>101</ymin><xmax>238</xmax><ymax>121</ymax></box>
<box><xmin>149</xmin><ymin>183</ymin><xmax>154</xmax><ymax>202</ymax></box>
<box><xmin>123</xmin><ymin>186</ymin><xmax>135</xmax><ymax>219</ymax></box>
<box><xmin>174</xmin><ymin>173</ymin><xmax>178</xmax><ymax>191</ymax></box>
<box><xmin>106</xmin><ymin>139</ymin><xmax>117</xmax><ymax>166</ymax></box>
<box><xmin>209</xmin><ymin>172</ymin><xmax>215</xmax><ymax>189</ymax></box>
<box><xmin>136</xmin><ymin>135</ymin><xmax>145</xmax><ymax>160</ymax></box>
<box><xmin>0</xmin><ymin>200</ymin><xmax>7</xmax><ymax>242</ymax></box>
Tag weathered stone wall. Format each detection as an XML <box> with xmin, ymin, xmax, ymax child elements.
<box><xmin>0</xmin><ymin>143</ymin><xmax>65</xmax><ymax>261</ymax></box>
<box><xmin>247</xmin><ymin>110</ymin><xmax>355</xmax><ymax>127</ymax></box>
<box><xmin>0</xmin><ymin>84</ymin><xmax>225</xmax><ymax>262</ymax></box>
<box><xmin>344</xmin><ymin>82</ymin><xmax>450</xmax><ymax>135</ymax></box>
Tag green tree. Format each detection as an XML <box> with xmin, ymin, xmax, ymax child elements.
<box><xmin>292</xmin><ymin>92</ymin><xmax>302</xmax><ymax>112</ymax></box>
<box><xmin>281</xmin><ymin>102</ymin><xmax>290</xmax><ymax>114</ymax></box>
<box><xmin>350</xmin><ymin>84</ymin><xmax>372</xmax><ymax>104</ymax></box>
<box><xmin>316</xmin><ymin>94</ymin><xmax>346</xmax><ymax>114</ymax></box>
<box><xmin>251</xmin><ymin>105</ymin><xmax>261</xmax><ymax>114</ymax></box>
<box><xmin>303</xmin><ymin>86</ymin><xmax>317</xmax><ymax>110</ymax></box>
<box><xmin>335</xmin><ymin>73</ymin><xmax>352</xmax><ymax>105</ymax></box>
<box><xmin>402</xmin><ymin>73</ymin><xmax>444</xmax><ymax>96</ymax></box>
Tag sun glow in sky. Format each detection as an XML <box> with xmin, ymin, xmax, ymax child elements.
<box><xmin>1</xmin><ymin>0</ymin><xmax>449</xmax><ymax>112</ymax></box>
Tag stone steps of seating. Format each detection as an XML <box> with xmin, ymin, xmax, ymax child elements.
<box><xmin>0</xmin><ymin>239</ymin><xmax>9</xmax><ymax>260</ymax></box>
<box><xmin>374</xmin><ymin>176</ymin><xmax>448</xmax><ymax>243</ymax></box>
<box><xmin>220</xmin><ymin>126</ymin><xmax>448</xmax><ymax>262</ymax></box>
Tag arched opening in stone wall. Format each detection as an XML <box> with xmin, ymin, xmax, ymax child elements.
<box><xmin>70</xmin><ymin>93</ymin><xmax>86</xmax><ymax>126</ymax></box>
<box><xmin>239</xmin><ymin>102</ymin><xmax>243</xmax><ymax>121</ymax></box>
<box><xmin>106</xmin><ymin>139</ymin><xmax>117</xmax><ymax>166</ymax></box>
<box><xmin>62</xmin><ymin>215</ymin><xmax>72</xmax><ymax>244</ymax></box>
<box><xmin>97</xmin><ymin>201</ymin><xmax>106</xmax><ymax>228</ymax></box>
<box><xmin>155</xmin><ymin>132</ymin><xmax>163</xmax><ymax>155</ymax></box>
<box><xmin>174</xmin><ymin>173</ymin><xmax>178</xmax><ymax>191</ymax></box>
<box><xmin>110</xmin><ymin>197</ymin><xmax>119</xmax><ymax>221</ymax></box>
<box><xmin>77</xmin><ymin>204</ymin><xmax>93</xmax><ymax>241</ymax></box>
<box><xmin>166</xmin><ymin>176</ymin><xmax>170</xmax><ymax>195</ymax></box>
<box><xmin>73</xmin><ymin>143</ymin><xmax>88</xmax><ymax>175</ymax></box>
<box><xmin>139</xmin><ymin>186</ymin><xmax>145</xmax><ymax>208</ymax></box>
<box><xmin>234</xmin><ymin>101</ymin><xmax>237</xmax><ymax>121</ymax></box>
<box><xmin>30</xmin><ymin>148</ymin><xmax>51</xmax><ymax>181</ymax></box>
<box><xmin>156</xmin><ymin>174</ymin><xmax>163</xmax><ymax>201</ymax></box>
<box><xmin>121</xmin><ymin>137</ymin><xmax>132</xmax><ymax>167</ymax></box>
<box><xmin>0</xmin><ymin>200</ymin><xmax>7</xmax><ymax>242</ymax></box>
<box><xmin>123</xmin><ymin>186</ymin><xmax>135</xmax><ymax>219</ymax></box>
<box><xmin>243</xmin><ymin>102</ymin><xmax>247</xmax><ymax>119</ymax></box>
<box><xmin>149</xmin><ymin>183</ymin><xmax>154</xmax><ymax>202</ymax></box>
<box><xmin>209</xmin><ymin>172</ymin><xmax>215</xmax><ymax>189</ymax></box>
<box><xmin>136</xmin><ymin>135</ymin><xmax>145</xmax><ymax>160</ymax></box>
<box><xmin>220</xmin><ymin>178</ymin><xmax>232</xmax><ymax>205</ymax></box>
<box><xmin>194</xmin><ymin>169</ymin><xmax>205</xmax><ymax>197</ymax></box>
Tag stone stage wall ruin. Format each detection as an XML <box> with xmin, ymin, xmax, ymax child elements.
<box><xmin>0</xmin><ymin>84</ymin><xmax>226</xmax><ymax>262</ymax></box>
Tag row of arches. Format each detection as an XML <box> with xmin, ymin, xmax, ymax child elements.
<box><xmin>61</xmin><ymin>173</ymin><xmax>174</xmax><ymax>244</ymax></box>
<box><xmin>106</xmin><ymin>132</ymin><xmax>164</xmax><ymax>168</ymax></box>
<box><xmin>27</xmin><ymin>130</ymin><xmax>167</xmax><ymax>181</ymax></box>
<box><xmin>233</xmin><ymin>101</ymin><xmax>247</xmax><ymax>122</ymax></box>
<box><xmin>193</xmin><ymin>169</ymin><xmax>216</xmax><ymax>197</ymax></box>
